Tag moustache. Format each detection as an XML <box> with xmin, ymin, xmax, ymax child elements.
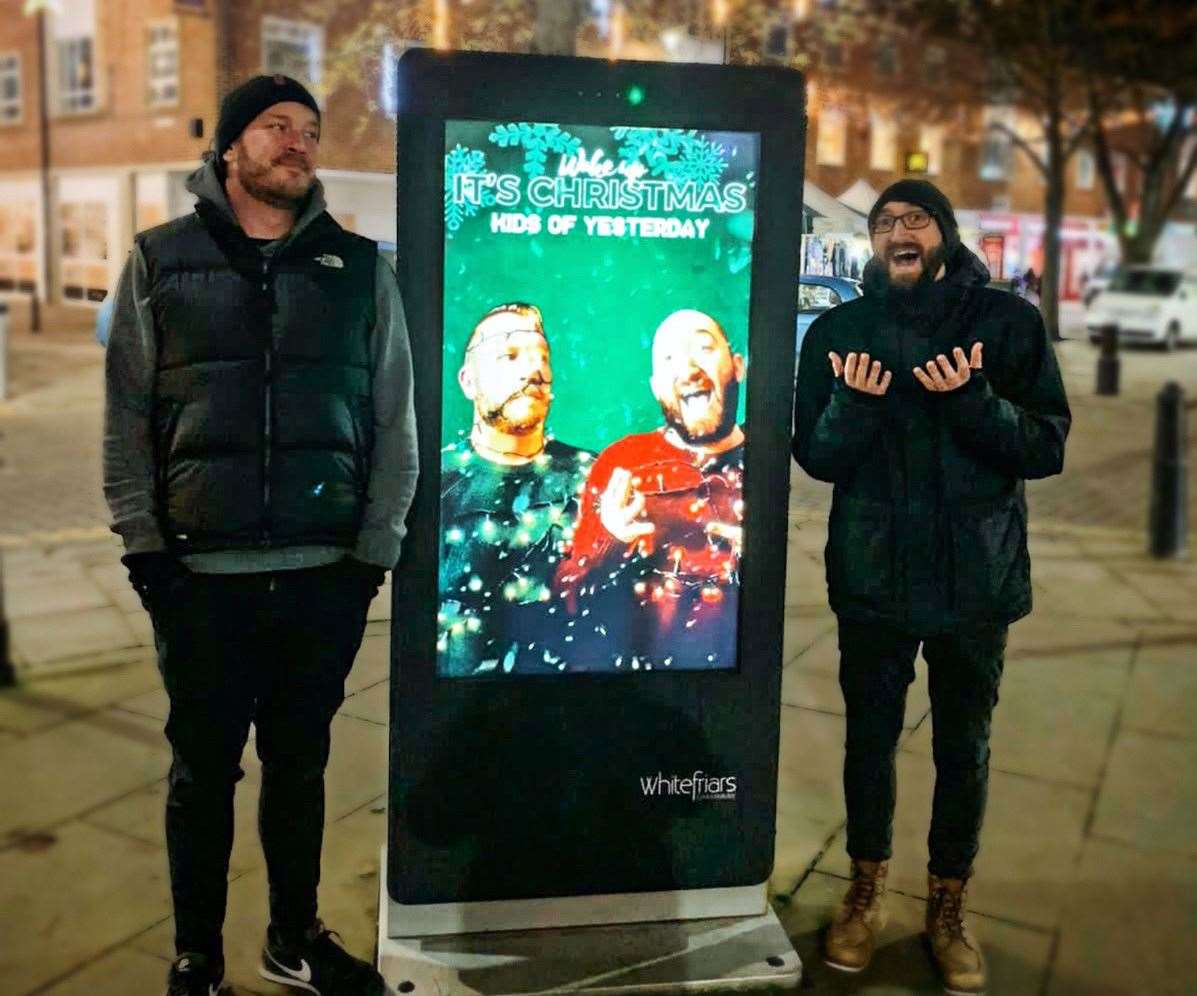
<box><xmin>274</xmin><ymin>156</ymin><xmax>311</xmax><ymax>170</ymax></box>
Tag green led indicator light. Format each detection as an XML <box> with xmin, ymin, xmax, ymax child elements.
<box><xmin>627</xmin><ymin>85</ymin><xmax>645</xmax><ymax>106</ymax></box>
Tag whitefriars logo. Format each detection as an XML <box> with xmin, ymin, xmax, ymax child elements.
<box><xmin>639</xmin><ymin>771</ymin><xmax>737</xmax><ymax>802</ymax></box>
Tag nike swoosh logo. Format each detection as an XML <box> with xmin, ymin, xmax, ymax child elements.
<box><xmin>278</xmin><ymin>957</ymin><xmax>312</xmax><ymax>983</ymax></box>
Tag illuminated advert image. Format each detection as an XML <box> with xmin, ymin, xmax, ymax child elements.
<box><xmin>439</xmin><ymin>119</ymin><xmax>759</xmax><ymax>677</ymax></box>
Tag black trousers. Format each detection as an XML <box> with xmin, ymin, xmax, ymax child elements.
<box><xmin>837</xmin><ymin>618</ymin><xmax>1007</xmax><ymax>879</ymax></box>
<box><xmin>150</xmin><ymin>563</ymin><xmax>373</xmax><ymax>965</ymax></box>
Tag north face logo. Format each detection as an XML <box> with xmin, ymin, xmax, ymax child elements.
<box><xmin>315</xmin><ymin>253</ymin><xmax>344</xmax><ymax>268</ymax></box>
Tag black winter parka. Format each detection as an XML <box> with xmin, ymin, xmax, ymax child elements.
<box><xmin>792</xmin><ymin>247</ymin><xmax>1070</xmax><ymax>634</ymax></box>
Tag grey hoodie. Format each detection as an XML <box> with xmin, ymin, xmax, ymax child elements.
<box><xmin>103</xmin><ymin>161</ymin><xmax>418</xmax><ymax>572</ymax></box>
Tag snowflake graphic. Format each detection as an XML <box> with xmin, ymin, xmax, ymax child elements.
<box><xmin>443</xmin><ymin>144</ymin><xmax>494</xmax><ymax>236</ymax></box>
<box><xmin>610</xmin><ymin>128</ymin><xmax>729</xmax><ymax>186</ymax></box>
<box><xmin>488</xmin><ymin>123</ymin><xmax>582</xmax><ymax>177</ymax></box>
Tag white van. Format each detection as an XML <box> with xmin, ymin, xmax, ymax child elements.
<box><xmin>1085</xmin><ymin>266</ymin><xmax>1197</xmax><ymax>349</ymax></box>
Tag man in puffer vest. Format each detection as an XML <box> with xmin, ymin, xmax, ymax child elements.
<box><xmin>793</xmin><ymin>180</ymin><xmax>1070</xmax><ymax>995</ymax></box>
<box><xmin>103</xmin><ymin>75</ymin><xmax>418</xmax><ymax>996</ymax></box>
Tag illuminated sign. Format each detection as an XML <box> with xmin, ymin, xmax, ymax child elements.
<box><xmin>438</xmin><ymin>120</ymin><xmax>759</xmax><ymax>677</ymax></box>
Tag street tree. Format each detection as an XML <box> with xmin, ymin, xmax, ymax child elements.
<box><xmin>864</xmin><ymin>0</ymin><xmax>1093</xmax><ymax>340</ymax></box>
<box><xmin>1081</xmin><ymin>0</ymin><xmax>1197</xmax><ymax>265</ymax></box>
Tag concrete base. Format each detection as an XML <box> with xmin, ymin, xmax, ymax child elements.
<box><xmin>377</xmin><ymin>851</ymin><xmax>801</xmax><ymax>995</ymax></box>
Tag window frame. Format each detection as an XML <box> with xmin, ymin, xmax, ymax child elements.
<box><xmin>53</xmin><ymin>35</ymin><xmax>98</xmax><ymax>117</ymax></box>
<box><xmin>0</xmin><ymin>51</ymin><xmax>22</xmax><ymax>126</ymax></box>
<box><xmin>145</xmin><ymin>17</ymin><xmax>180</xmax><ymax>110</ymax></box>
<box><xmin>815</xmin><ymin>107</ymin><xmax>847</xmax><ymax>168</ymax></box>
<box><xmin>260</xmin><ymin>15</ymin><xmax>324</xmax><ymax>89</ymax></box>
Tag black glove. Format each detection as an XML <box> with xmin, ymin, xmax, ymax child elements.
<box><xmin>339</xmin><ymin>556</ymin><xmax>387</xmax><ymax>595</ymax></box>
<box><xmin>121</xmin><ymin>551</ymin><xmax>189</xmax><ymax>612</ymax></box>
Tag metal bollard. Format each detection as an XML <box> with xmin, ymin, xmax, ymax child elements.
<box><xmin>1095</xmin><ymin>323</ymin><xmax>1120</xmax><ymax>396</ymax></box>
<box><xmin>0</xmin><ymin>550</ymin><xmax>13</xmax><ymax>687</ymax></box>
<box><xmin>0</xmin><ymin>299</ymin><xmax>8</xmax><ymax>402</ymax></box>
<box><xmin>1149</xmin><ymin>381</ymin><xmax>1188</xmax><ymax>559</ymax></box>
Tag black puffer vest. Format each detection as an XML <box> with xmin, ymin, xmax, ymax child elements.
<box><xmin>139</xmin><ymin>201</ymin><xmax>377</xmax><ymax>554</ymax></box>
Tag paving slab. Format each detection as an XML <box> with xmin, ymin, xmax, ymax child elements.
<box><xmin>84</xmin><ymin>767</ymin><xmax>267</xmax><ymax>878</ymax></box>
<box><xmin>35</xmin><ymin>946</ymin><xmax>174</xmax><ymax>996</ymax></box>
<box><xmin>777</xmin><ymin>869</ymin><xmax>1054</xmax><ymax>995</ymax></box>
<box><xmin>1091</xmin><ymin>728</ymin><xmax>1197</xmax><ymax>856</ymax></box>
<box><xmin>0</xmin><ymin>820</ymin><xmax>170</xmax><ymax>996</ymax></box>
<box><xmin>782</xmin><ymin>665</ymin><xmax>930</xmax><ymax>731</ymax></box>
<box><xmin>3</xmin><ymin>575</ymin><xmax>111</xmax><ymax>619</ymax></box>
<box><xmin>901</xmin><ymin>651</ymin><xmax>1128</xmax><ymax>788</ymax></box>
<box><xmin>1027</xmin><ymin>558</ymin><xmax>1163</xmax><ymax>622</ymax></box>
<box><xmin>348</xmin><ymin>631</ymin><xmax>392</xmax><ymax>694</ymax></box>
<box><xmin>9</xmin><ymin>605</ymin><xmax>139</xmax><ymax>669</ymax></box>
<box><xmin>817</xmin><ymin>750</ymin><xmax>1090</xmax><ymax>930</ymax></box>
<box><xmin>1120</xmin><ymin>629</ymin><xmax>1197</xmax><ymax>740</ymax></box>
<box><xmin>772</xmin><ymin>706</ymin><xmax>847</xmax><ymax>894</ymax></box>
<box><xmin>1047</xmin><ymin>839</ymin><xmax>1197</xmax><ymax>996</ymax></box>
<box><xmin>340</xmin><ymin>678</ymin><xmax>390</xmax><ymax>727</ymax></box>
<box><xmin>0</xmin><ymin>706</ymin><xmax>169</xmax><ymax>837</ymax></box>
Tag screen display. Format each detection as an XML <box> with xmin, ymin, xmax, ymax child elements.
<box><xmin>438</xmin><ymin>119</ymin><xmax>759</xmax><ymax>677</ymax></box>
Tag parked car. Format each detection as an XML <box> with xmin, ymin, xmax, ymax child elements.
<box><xmin>1085</xmin><ymin>266</ymin><xmax>1197</xmax><ymax>350</ymax></box>
<box><xmin>1081</xmin><ymin>261</ymin><xmax>1120</xmax><ymax>307</ymax></box>
<box><xmin>796</xmin><ymin>274</ymin><xmax>862</xmax><ymax>361</ymax></box>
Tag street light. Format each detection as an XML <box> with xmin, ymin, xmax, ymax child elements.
<box><xmin>22</xmin><ymin>0</ymin><xmax>60</xmax><ymax>335</ymax></box>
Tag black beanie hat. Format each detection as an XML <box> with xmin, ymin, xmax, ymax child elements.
<box><xmin>868</xmin><ymin>179</ymin><xmax>960</xmax><ymax>255</ymax></box>
<box><xmin>216</xmin><ymin>74</ymin><xmax>320</xmax><ymax>162</ymax></box>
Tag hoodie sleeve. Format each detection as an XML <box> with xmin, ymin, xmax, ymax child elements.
<box><xmin>353</xmin><ymin>254</ymin><xmax>420</xmax><ymax>569</ymax></box>
<box><xmin>792</xmin><ymin>314</ymin><xmax>888</xmax><ymax>484</ymax></box>
<box><xmin>939</xmin><ymin>300</ymin><xmax>1071</xmax><ymax>480</ymax></box>
<box><xmin>103</xmin><ymin>244</ymin><xmax>167</xmax><ymax>555</ymax></box>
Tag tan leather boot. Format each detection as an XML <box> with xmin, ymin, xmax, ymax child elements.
<box><xmin>925</xmin><ymin>874</ymin><xmax>987</xmax><ymax>995</ymax></box>
<box><xmin>823</xmin><ymin>859</ymin><xmax>889</xmax><ymax>973</ymax></box>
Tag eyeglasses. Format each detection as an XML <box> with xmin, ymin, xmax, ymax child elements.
<box><xmin>871</xmin><ymin>209</ymin><xmax>932</xmax><ymax>234</ymax></box>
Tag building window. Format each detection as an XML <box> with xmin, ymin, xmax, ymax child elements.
<box><xmin>869</xmin><ymin>112</ymin><xmax>897</xmax><ymax>172</ymax></box>
<box><xmin>823</xmin><ymin>44</ymin><xmax>842</xmax><ymax>69</ymax></box>
<box><xmin>59</xmin><ymin>201</ymin><xmax>109</xmax><ymax>303</ymax></box>
<box><xmin>261</xmin><ymin>16</ymin><xmax>323</xmax><ymax>89</ymax></box>
<box><xmin>0</xmin><ymin>53</ymin><xmax>21</xmax><ymax>124</ymax></box>
<box><xmin>816</xmin><ymin>108</ymin><xmax>847</xmax><ymax>167</ymax></box>
<box><xmin>56</xmin><ymin>37</ymin><xmax>96</xmax><ymax>115</ymax></box>
<box><xmin>1074</xmin><ymin>149</ymin><xmax>1095</xmax><ymax>191</ymax></box>
<box><xmin>875</xmin><ymin>43</ymin><xmax>897</xmax><ymax>77</ymax></box>
<box><xmin>146</xmin><ymin>20</ymin><xmax>179</xmax><ymax>108</ymax></box>
<box><xmin>979</xmin><ymin>105</ymin><xmax>1014</xmax><ymax>181</ymax></box>
<box><xmin>763</xmin><ymin>19</ymin><xmax>790</xmax><ymax>59</ymax></box>
<box><xmin>919</xmin><ymin>124</ymin><xmax>944</xmax><ymax>175</ymax></box>
<box><xmin>0</xmin><ymin>200</ymin><xmax>37</xmax><ymax>294</ymax></box>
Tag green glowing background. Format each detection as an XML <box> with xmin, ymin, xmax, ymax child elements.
<box><xmin>442</xmin><ymin>120</ymin><xmax>758</xmax><ymax>452</ymax></box>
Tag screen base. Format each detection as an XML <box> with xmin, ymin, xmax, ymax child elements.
<box><xmin>378</xmin><ymin>851</ymin><xmax>801</xmax><ymax>994</ymax></box>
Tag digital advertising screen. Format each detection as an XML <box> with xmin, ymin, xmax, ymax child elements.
<box><xmin>437</xmin><ymin>120</ymin><xmax>760</xmax><ymax>678</ymax></box>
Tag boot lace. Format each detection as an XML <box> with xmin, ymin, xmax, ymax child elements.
<box><xmin>848</xmin><ymin>866</ymin><xmax>880</xmax><ymax>913</ymax></box>
<box><xmin>932</xmin><ymin>885</ymin><xmax>967</xmax><ymax>940</ymax></box>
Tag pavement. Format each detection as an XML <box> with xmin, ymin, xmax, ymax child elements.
<box><xmin>0</xmin><ymin>304</ymin><xmax>1195</xmax><ymax>995</ymax></box>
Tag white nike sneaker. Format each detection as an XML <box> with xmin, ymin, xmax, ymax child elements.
<box><xmin>259</xmin><ymin>919</ymin><xmax>385</xmax><ymax>995</ymax></box>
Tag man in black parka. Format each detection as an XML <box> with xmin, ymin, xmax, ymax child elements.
<box><xmin>793</xmin><ymin>180</ymin><xmax>1069</xmax><ymax>994</ymax></box>
<box><xmin>104</xmin><ymin>76</ymin><xmax>416</xmax><ymax>996</ymax></box>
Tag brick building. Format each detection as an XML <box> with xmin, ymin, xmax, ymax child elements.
<box><xmin>0</xmin><ymin>0</ymin><xmax>1190</xmax><ymax>315</ymax></box>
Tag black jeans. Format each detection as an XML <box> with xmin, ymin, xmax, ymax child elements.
<box><xmin>837</xmin><ymin>618</ymin><xmax>1007</xmax><ymax>879</ymax></box>
<box><xmin>150</xmin><ymin>562</ymin><xmax>374</xmax><ymax>965</ymax></box>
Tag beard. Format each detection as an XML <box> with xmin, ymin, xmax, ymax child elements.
<box><xmin>660</xmin><ymin>375</ymin><xmax>740</xmax><ymax>445</ymax></box>
<box><xmin>478</xmin><ymin>383</ymin><xmax>550</xmax><ymax>435</ymax></box>
<box><xmin>865</xmin><ymin>241</ymin><xmax>951</xmax><ymax>297</ymax></box>
<box><xmin>234</xmin><ymin>146</ymin><xmax>314</xmax><ymax>210</ymax></box>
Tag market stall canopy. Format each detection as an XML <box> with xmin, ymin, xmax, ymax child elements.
<box><xmin>837</xmin><ymin>179</ymin><xmax>881</xmax><ymax>217</ymax></box>
<box><xmin>804</xmin><ymin>181</ymin><xmax>868</xmax><ymax>235</ymax></box>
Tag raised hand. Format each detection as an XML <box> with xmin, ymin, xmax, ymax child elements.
<box><xmin>599</xmin><ymin>466</ymin><xmax>656</xmax><ymax>544</ymax></box>
<box><xmin>829</xmin><ymin>351</ymin><xmax>893</xmax><ymax>396</ymax></box>
<box><xmin>913</xmin><ymin>342</ymin><xmax>983</xmax><ymax>393</ymax></box>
